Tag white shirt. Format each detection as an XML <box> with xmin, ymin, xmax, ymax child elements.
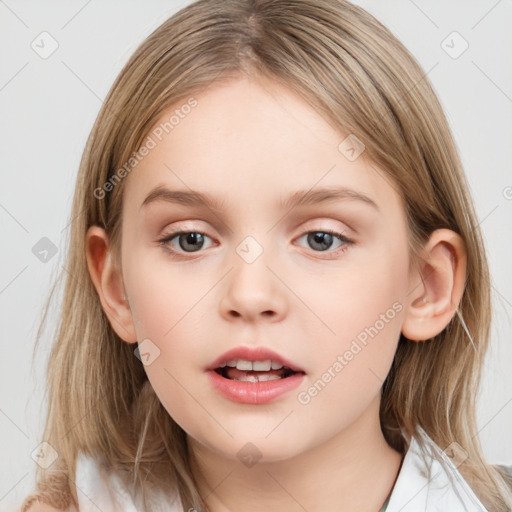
<box><xmin>75</xmin><ymin>426</ymin><xmax>488</xmax><ymax>511</ymax></box>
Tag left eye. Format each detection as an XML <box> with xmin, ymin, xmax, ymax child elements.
<box><xmin>295</xmin><ymin>230</ymin><xmax>351</xmax><ymax>253</ymax></box>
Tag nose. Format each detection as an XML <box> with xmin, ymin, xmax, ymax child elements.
<box><xmin>219</xmin><ymin>246</ymin><xmax>288</xmax><ymax>323</ymax></box>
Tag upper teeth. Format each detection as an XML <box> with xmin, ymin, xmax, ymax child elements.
<box><xmin>223</xmin><ymin>359</ymin><xmax>284</xmax><ymax>371</ymax></box>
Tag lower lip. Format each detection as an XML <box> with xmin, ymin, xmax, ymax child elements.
<box><xmin>207</xmin><ymin>370</ymin><xmax>305</xmax><ymax>404</ymax></box>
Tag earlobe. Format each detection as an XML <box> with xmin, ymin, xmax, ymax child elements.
<box><xmin>401</xmin><ymin>229</ymin><xmax>467</xmax><ymax>342</ymax></box>
<box><xmin>85</xmin><ymin>226</ymin><xmax>137</xmax><ymax>343</ymax></box>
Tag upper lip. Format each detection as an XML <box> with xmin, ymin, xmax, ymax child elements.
<box><xmin>206</xmin><ymin>346</ymin><xmax>306</xmax><ymax>373</ymax></box>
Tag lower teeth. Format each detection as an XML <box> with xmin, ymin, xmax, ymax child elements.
<box><xmin>217</xmin><ymin>367</ymin><xmax>295</xmax><ymax>381</ymax></box>
<box><xmin>233</xmin><ymin>374</ymin><xmax>282</xmax><ymax>382</ymax></box>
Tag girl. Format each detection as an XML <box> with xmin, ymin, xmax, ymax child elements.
<box><xmin>21</xmin><ymin>0</ymin><xmax>512</xmax><ymax>511</ymax></box>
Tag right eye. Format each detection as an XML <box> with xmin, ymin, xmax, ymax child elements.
<box><xmin>158</xmin><ymin>231</ymin><xmax>215</xmax><ymax>255</ymax></box>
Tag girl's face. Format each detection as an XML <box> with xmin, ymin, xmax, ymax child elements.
<box><xmin>119</xmin><ymin>74</ymin><xmax>411</xmax><ymax>462</ymax></box>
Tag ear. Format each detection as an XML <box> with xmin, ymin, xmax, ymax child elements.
<box><xmin>85</xmin><ymin>226</ymin><xmax>137</xmax><ymax>343</ymax></box>
<box><xmin>401</xmin><ymin>228</ymin><xmax>467</xmax><ymax>342</ymax></box>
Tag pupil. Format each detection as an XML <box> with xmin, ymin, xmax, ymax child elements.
<box><xmin>179</xmin><ymin>232</ymin><xmax>204</xmax><ymax>252</ymax></box>
<box><xmin>308</xmin><ymin>231</ymin><xmax>333</xmax><ymax>251</ymax></box>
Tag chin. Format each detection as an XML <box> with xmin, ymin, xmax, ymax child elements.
<box><xmin>197</xmin><ymin>431</ymin><xmax>309</xmax><ymax>465</ymax></box>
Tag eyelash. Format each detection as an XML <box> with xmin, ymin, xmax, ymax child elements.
<box><xmin>157</xmin><ymin>228</ymin><xmax>354</xmax><ymax>259</ymax></box>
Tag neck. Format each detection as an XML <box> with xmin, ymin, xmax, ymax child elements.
<box><xmin>188</xmin><ymin>395</ymin><xmax>403</xmax><ymax>512</ymax></box>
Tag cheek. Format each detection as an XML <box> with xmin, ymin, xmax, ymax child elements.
<box><xmin>296</xmin><ymin>244</ymin><xmax>407</xmax><ymax>404</ymax></box>
<box><xmin>301</xmin><ymin>243</ymin><xmax>407</xmax><ymax>345</ymax></box>
<box><xmin>123</xmin><ymin>254</ymin><xmax>213</xmax><ymax>430</ymax></box>
<box><xmin>125</xmin><ymin>251</ymin><xmax>209</xmax><ymax>339</ymax></box>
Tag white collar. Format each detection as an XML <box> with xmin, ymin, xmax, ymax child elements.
<box><xmin>75</xmin><ymin>427</ymin><xmax>487</xmax><ymax>511</ymax></box>
<box><xmin>75</xmin><ymin>455</ymin><xmax>182</xmax><ymax>512</ymax></box>
<box><xmin>387</xmin><ymin>426</ymin><xmax>488</xmax><ymax>511</ymax></box>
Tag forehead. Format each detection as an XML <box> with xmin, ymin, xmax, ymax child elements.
<box><xmin>123</xmin><ymin>75</ymin><xmax>402</xmax><ymax>218</ymax></box>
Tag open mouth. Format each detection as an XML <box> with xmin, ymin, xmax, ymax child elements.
<box><xmin>214</xmin><ymin>365</ymin><xmax>299</xmax><ymax>382</ymax></box>
<box><xmin>208</xmin><ymin>357</ymin><xmax>306</xmax><ymax>403</ymax></box>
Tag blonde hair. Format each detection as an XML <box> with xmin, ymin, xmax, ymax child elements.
<box><xmin>22</xmin><ymin>0</ymin><xmax>512</xmax><ymax>510</ymax></box>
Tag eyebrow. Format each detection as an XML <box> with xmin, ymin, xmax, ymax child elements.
<box><xmin>140</xmin><ymin>185</ymin><xmax>379</xmax><ymax>212</ymax></box>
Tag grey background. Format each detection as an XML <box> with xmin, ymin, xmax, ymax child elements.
<box><xmin>1</xmin><ymin>0</ymin><xmax>511</xmax><ymax>510</ymax></box>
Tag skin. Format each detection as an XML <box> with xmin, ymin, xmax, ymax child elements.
<box><xmin>86</xmin><ymin>74</ymin><xmax>467</xmax><ymax>512</ymax></box>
